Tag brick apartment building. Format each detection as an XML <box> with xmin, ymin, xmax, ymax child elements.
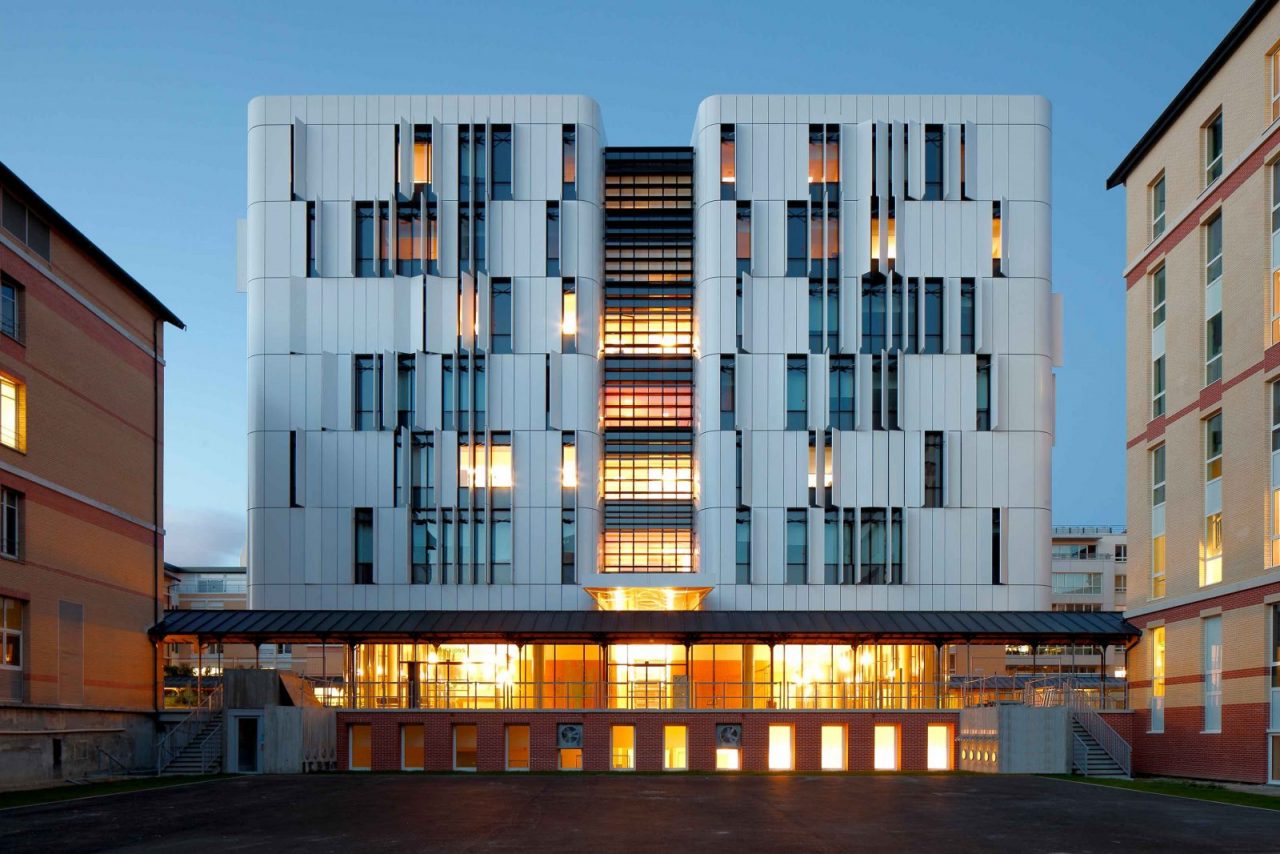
<box><xmin>0</xmin><ymin>162</ymin><xmax>183</xmax><ymax>786</ymax></box>
<box><xmin>1108</xmin><ymin>0</ymin><xmax>1280</xmax><ymax>784</ymax></box>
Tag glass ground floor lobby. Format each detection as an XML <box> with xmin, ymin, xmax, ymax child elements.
<box><xmin>152</xmin><ymin>608</ymin><xmax>1137</xmax><ymax>773</ymax></box>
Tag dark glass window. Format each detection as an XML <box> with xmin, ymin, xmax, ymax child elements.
<box><xmin>546</xmin><ymin>202</ymin><xmax>561</xmax><ymax>276</ymax></box>
<box><xmin>720</xmin><ymin>356</ymin><xmax>735</xmax><ymax>430</ymax></box>
<box><xmin>354</xmin><ymin>355</ymin><xmax>379</xmax><ymax>430</ymax></box>
<box><xmin>885</xmin><ymin>354</ymin><xmax>899</xmax><ymax>430</ymax></box>
<box><xmin>491</xmin><ymin>279</ymin><xmax>512</xmax><ymax>354</ymax></box>
<box><xmin>872</xmin><ymin>355</ymin><xmax>884</xmax><ymax>431</ymax></box>
<box><xmin>808</xmin><ymin>282</ymin><xmax>824</xmax><ymax>354</ymax></box>
<box><xmin>354</xmin><ymin>508</ymin><xmax>374</xmax><ymax>584</ymax></box>
<box><xmin>474</xmin><ymin>203</ymin><xmax>486</xmax><ymax>273</ymax></box>
<box><xmin>891</xmin><ymin>281</ymin><xmax>906</xmax><ymax>352</ymax></box>
<box><xmin>736</xmin><ymin>508</ymin><xmax>751</xmax><ymax>584</ymax></box>
<box><xmin>426</xmin><ymin>203</ymin><xmax>439</xmax><ymax>276</ymax></box>
<box><xmin>735</xmin><ymin>432</ymin><xmax>743</xmax><ymax>506</ymax></box>
<box><xmin>923</xmin><ymin>279</ymin><xmax>944</xmax><ymax>354</ymax></box>
<box><xmin>830</xmin><ymin>356</ymin><xmax>855</xmax><ymax>430</ymax></box>
<box><xmin>861</xmin><ymin>278</ymin><xmax>887</xmax><ymax>354</ymax></box>
<box><xmin>960</xmin><ymin>279</ymin><xmax>976</xmax><ymax>354</ymax></box>
<box><xmin>411</xmin><ymin>512</ymin><xmax>436</xmax><ymax>584</ymax></box>
<box><xmin>0</xmin><ymin>488</ymin><xmax>20</xmax><ymax>559</ymax></box>
<box><xmin>491</xmin><ymin>509</ymin><xmax>512</xmax><ymax>584</ymax></box>
<box><xmin>458</xmin><ymin>126</ymin><xmax>472</xmax><ymax>202</ymax></box>
<box><xmin>809</xmin><ymin>205</ymin><xmax>823</xmax><ymax>280</ymax></box>
<box><xmin>377</xmin><ymin>202</ymin><xmax>391</xmax><ymax>278</ymax></box>
<box><xmin>786</xmin><ymin>509</ymin><xmax>807</xmax><ymax>584</ymax></box>
<box><xmin>924</xmin><ymin>124</ymin><xmax>944</xmax><ymax>200</ymax></box>
<box><xmin>0</xmin><ymin>276</ymin><xmax>19</xmax><ymax>342</ymax></box>
<box><xmin>824</xmin><ymin>509</ymin><xmax>839</xmax><ymax>584</ymax></box>
<box><xmin>786</xmin><ymin>202</ymin><xmax>807</xmax><ymax>276</ymax></box>
<box><xmin>924</xmin><ymin>431</ymin><xmax>943</xmax><ymax>508</ymax></box>
<box><xmin>976</xmin><ymin>355</ymin><xmax>992</xmax><ymax>431</ymax></box>
<box><xmin>890</xmin><ymin>508</ymin><xmax>903</xmax><ymax>584</ymax></box>
<box><xmin>561</xmin><ymin>510</ymin><xmax>576</xmax><ymax>584</ymax></box>
<box><xmin>397</xmin><ymin>354</ymin><xmax>415</xmax><ymax>430</ymax></box>
<box><xmin>355</xmin><ymin>202</ymin><xmax>376</xmax><ymax>276</ymax></box>
<box><xmin>991</xmin><ymin>508</ymin><xmax>1002</xmax><ymax>584</ymax></box>
<box><xmin>397</xmin><ymin>201</ymin><xmax>422</xmax><ymax>277</ymax></box>
<box><xmin>441</xmin><ymin>356</ymin><xmax>454</xmax><ymax>431</ymax></box>
<box><xmin>411</xmin><ymin>432</ymin><xmax>434</xmax><ymax>509</ymax></box>
<box><xmin>786</xmin><ymin>356</ymin><xmax>807</xmax><ymax>430</ymax></box>
<box><xmin>826</xmin><ymin>281</ymin><xmax>840</xmax><ymax>354</ymax></box>
<box><xmin>306</xmin><ymin>202</ymin><xmax>318</xmax><ymax>277</ymax></box>
<box><xmin>860</xmin><ymin>508</ymin><xmax>886</xmax><ymax>584</ymax></box>
<box><xmin>491</xmin><ymin>125</ymin><xmax>512</xmax><ymax>200</ymax></box>
<box><xmin>841</xmin><ymin>511</ymin><xmax>855</xmax><ymax>584</ymax></box>
<box><xmin>473</xmin><ymin>357</ymin><xmax>487</xmax><ymax>433</ymax></box>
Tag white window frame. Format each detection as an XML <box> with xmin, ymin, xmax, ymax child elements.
<box><xmin>1203</xmin><ymin>414</ymin><xmax>1223</xmax><ymax>587</ymax></box>
<box><xmin>1150</xmin><ymin>625</ymin><xmax>1166</xmax><ymax>734</ymax></box>
<box><xmin>1204</xmin><ymin>111</ymin><xmax>1224</xmax><ymax>186</ymax></box>
<box><xmin>1204</xmin><ymin>214</ymin><xmax>1223</xmax><ymax>386</ymax></box>
<box><xmin>1202</xmin><ymin>615</ymin><xmax>1222</xmax><ymax>734</ymax></box>
<box><xmin>1151</xmin><ymin>266</ymin><xmax>1166</xmax><ymax>418</ymax></box>
<box><xmin>1150</xmin><ymin>173</ymin><xmax>1166</xmax><ymax>240</ymax></box>
<box><xmin>0</xmin><ymin>595</ymin><xmax>21</xmax><ymax>670</ymax></box>
<box><xmin>1151</xmin><ymin>446</ymin><xmax>1167</xmax><ymax>599</ymax></box>
<box><xmin>0</xmin><ymin>488</ymin><xmax>19</xmax><ymax>561</ymax></box>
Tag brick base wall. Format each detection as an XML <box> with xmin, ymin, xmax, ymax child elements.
<box><xmin>1128</xmin><ymin>703</ymin><xmax>1272</xmax><ymax>784</ymax></box>
<box><xmin>335</xmin><ymin>710</ymin><xmax>961</xmax><ymax>774</ymax></box>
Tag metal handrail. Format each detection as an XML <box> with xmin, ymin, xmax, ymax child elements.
<box><xmin>156</xmin><ymin>683</ymin><xmax>223</xmax><ymax>773</ymax></box>
<box><xmin>313</xmin><ymin>678</ymin><xmax>964</xmax><ymax>711</ymax></box>
<box><xmin>96</xmin><ymin>746</ymin><xmax>131</xmax><ymax>776</ymax></box>
<box><xmin>1068</xmin><ymin>687</ymin><xmax>1131</xmax><ymax>777</ymax></box>
<box><xmin>1072</xmin><ymin>732</ymin><xmax>1090</xmax><ymax>775</ymax></box>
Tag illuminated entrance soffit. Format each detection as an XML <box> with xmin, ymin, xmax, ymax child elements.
<box><xmin>585</xmin><ymin>587</ymin><xmax>712</xmax><ymax>612</ymax></box>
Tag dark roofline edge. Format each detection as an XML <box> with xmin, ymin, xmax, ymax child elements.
<box><xmin>0</xmin><ymin>161</ymin><xmax>185</xmax><ymax>329</ymax></box>
<box><xmin>1106</xmin><ymin>0</ymin><xmax>1276</xmax><ymax>190</ymax></box>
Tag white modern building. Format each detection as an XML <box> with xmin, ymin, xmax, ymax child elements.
<box><xmin>239</xmin><ymin>94</ymin><xmax>1058</xmax><ymax>614</ymax></box>
<box><xmin>155</xmin><ymin>94</ymin><xmax>1129</xmax><ymax>776</ymax></box>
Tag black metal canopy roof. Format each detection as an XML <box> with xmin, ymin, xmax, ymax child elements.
<box><xmin>151</xmin><ymin>609</ymin><xmax>1139</xmax><ymax>646</ymax></box>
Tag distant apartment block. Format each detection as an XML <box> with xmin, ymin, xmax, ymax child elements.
<box><xmin>1108</xmin><ymin>0</ymin><xmax>1280</xmax><ymax>784</ymax></box>
<box><xmin>0</xmin><ymin>162</ymin><xmax>183</xmax><ymax>787</ymax></box>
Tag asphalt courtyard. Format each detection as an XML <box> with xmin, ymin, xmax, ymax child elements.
<box><xmin>0</xmin><ymin>774</ymin><xmax>1276</xmax><ymax>853</ymax></box>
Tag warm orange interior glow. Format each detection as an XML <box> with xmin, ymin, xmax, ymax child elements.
<box><xmin>562</xmin><ymin>292</ymin><xmax>578</xmax><ymax>336</ymax></box>
<box><xmin>585</xmin><ymin>586</ymin><xmax>711</xmax><ymax>611</ymax></box>
<box><xmin>602</xmin><ymin>307</ymin><xmax>693</xmax><ymax>355</ymax></box>
<box><xmin>600</xmin><ymin>529</ymin><xmax>694</xmax><ymax>573</ymax></box>
<box><xmin>602</xmin><ymin>385</ymin><xmax>693</xmax><ymax>429</ymax></box>
<box><xmin>603</xmin><ymin>454</ymin><xmax>693</xmax><ymax>500</ymax></box>
<box><xmin>870</xmin><ymin>218</ymin><xmax>897</xmax><ymax>261</ymax></box>
<box><xmin>460</xmin><ymin>444</ymin><xmax>512</xmax><ymax>488</ymax></box>
<box><xmin>561</xmin><ymin>444</ymin><xmax>578</xmax><ymax>488</ymax></box>
<box><xmin>720</xmin><ymin>140</ymin><xmax>735</xmax><ymax>183</ymax></box>
<box><xmin>991</xmin><ymin>216</ymin><xmax>1002</xmax><ymax>260</ymax></box>
<box><xmin>414</xmin><ymin>142</ymin><xmax>431</xmax><ymax>184</ymax></box>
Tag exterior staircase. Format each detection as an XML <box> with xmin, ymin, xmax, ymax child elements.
<box><xmin>160</xmin><ymin>717</ymin><xmax>223</xmax><ymax>775</ymax></box>
<box><xmin>1071</xmin><ymin>719</ymin><xmax>1127</xmax><ymax>777</ymax></box>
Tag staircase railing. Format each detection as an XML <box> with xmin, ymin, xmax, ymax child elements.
<box><xmin>1071</xmin><ymin>733</ymin><xmax>1090</xmax><ymax>775</ymax></box>
<box><xmin>156</xmin><ymin>684</ymin><xmax>223</xmax><ymax>773</ymax></box>
<box><xmin>1067</xmin><ymin>687</ymin><xmax>1131</xmax><ymax>777</ymax></box>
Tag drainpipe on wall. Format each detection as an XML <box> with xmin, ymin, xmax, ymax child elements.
<box><xmin>152</xmin><ymin>317</ymin><xmax>161</xmax><ymax>720</ymax></box>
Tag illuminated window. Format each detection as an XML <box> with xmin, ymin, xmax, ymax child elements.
<box><xmin>663</xmin><ymin>725</ymin><xmax>687</xmax><ymax>770</ymax></box>
<box><xmin>412</xmin><ymin>125</ymin><xmax>431</xmax><ymax>185</ymax></box>
<box><xmin>1150</xmin><ymin>173</ymin><xmax>1166</xmax><ymax>239</ymax></box>
<box><xmin>768</xmin><ymin>725</ymin><xmax>793</xmax><ymax>770</ymax></box>
<box><xmin>0</xmin><ymin>596</ymin><xmax>21</xmax><ymax>668</ymax></box>
<box><xmin>561</xmin><ymin>438</ymin><xmax>577</xmax><ymax>489</ymax></box>
<box><xmin>1151</xmin><ymin>626</ymin><xmax>1166</xmax><ymax>733</ymax></box>
<box><xmin>987</xmin><ymin>205</ymin><xmax>1001</xmax><ymax>281</ymax></box>
<box><xmin>459</xmin><ymin>439</ymin><xmax>512</xmax><ymax>491</ymax></box>
<box><xmin>873</xmin><ymin>725</ymin><xmax>899</xmax><ymax>770</ymax></box>
<box><xmin>402</xmin><ymin>725</ymin><xmax>424</xmax><ymax>770</ymax></box>
<box><xmin>821</xmin><ymin>725</ymin><xmax>846</xmax><ymax>771</ymax></box>
<box><xmin>602</xmin><ymin>454</ymin><xmax>693</xmax><ymax>501</ymax></box>
<box><xmin>1271</xmin><ymin>46</ymin><xmax>1280</xmax><ymax>122</ymax></box>
<box><xmin>720</xmin><ymin>125</ymin><xmax>735</xmax><ymax>200</ymax></box>
<box><xmin>506</xmin><ymin>725</ymin><xmax>529</xmax><ymax>771</ymax></box>
<box><xmin>454</xmin><ymin>724</ymin><xmax>477</xmax><ymax>771</ymax></box>
<box><xmin>1152</xmin><ymin>445</ymin><xmax>1166</xmax><ymax>597</ymax></box>
<box><xmin>927</xmin><ymin>724</ymin><xmax>952</xmax><ymax>770</ymax></box>
<box><xmin>561</xmin><ymin>279</ymin><xmax>577</xmax><ymax>352</ymax></box>
<box><xmin>611</xmin><ymin>725</ymin><xmax>635</xmax><ymax>770</ymax></box>
<box><xmin>1274</xmin><ymin>166</ymin><xmax>1280</xmax><ymax>343</ymax></box>
<box><xmin>1203</xmin><ymin>414</ymin><xmax>1222</xmax><ymax>587</ymax></box>
<box><xmin>1205</xmin><ymin>111</ymin><xmax>1223</xmax><ymax>185</ymax></box>
<box><xmin>562</xmin><ymin>125</ymin><xmax>577</xmax><ymax>200</ymax></box>
<box><xmin>736</xmin><ymin>202</ymin><xmax>751</xmax><ymax>281</ymax></box>
<box><xmin>1272</xmin><ymin>385</ymin><xmax>1280</xmax><ymax>566</ymax></box>
<box><xmin>559</xmin><ymin>747</ymin><xmax>583</xmax><ymax>771</ymax></box>
<box><xmin>586</xmin><ymin>587</ymin><xmax>710</xmax><ymax>611</ymax></box>
<box><xmin>716</xmin><ymin>747</ymin><xmax>740</xmax><ymax>770</ymax></box>
<box><xmin>349</xmin><ymin>724</ymin><xmax>371</xmax><ymax>771</ymax></box>
<box><xmin>0</xmin><ymin>378</ymin><xmax>23</xmax><ymax>452</ymax></box>
<box><xmin>602</xmin><ymin>306</ymin><xmax>692</xmax><ymax>355</ymax></box>
<box><xmin>600</xmin><ymin>529</ymin><xmax>693</xmax><ymax>573</ymax></box>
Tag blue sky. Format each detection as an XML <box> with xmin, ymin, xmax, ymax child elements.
<box><xmin>0</xmin><ymin>0</ymin><xmax>1241</xmax><ymax>564</ymax></box>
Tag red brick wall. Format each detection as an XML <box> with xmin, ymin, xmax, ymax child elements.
<box><xmin>1128</xmin><ymin>703</ymin><xmax>1271</xmax><ymax>784</ymax></box>
<box><xmin>335</xmin><ymin>711</ymin><xmax>960</xmax><ymax>774</ymax></box>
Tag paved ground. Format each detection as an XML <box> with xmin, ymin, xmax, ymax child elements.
<box><xmin>0</xmin><ymin>774</ymin><xmax>1276</xmax><ymax>853</ymax></box>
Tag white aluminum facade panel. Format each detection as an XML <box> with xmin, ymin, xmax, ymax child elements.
<box><xmin>246</xmin><ymin>94</ymin><xmax>1054</xmax><ymax>612</ymax></box>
